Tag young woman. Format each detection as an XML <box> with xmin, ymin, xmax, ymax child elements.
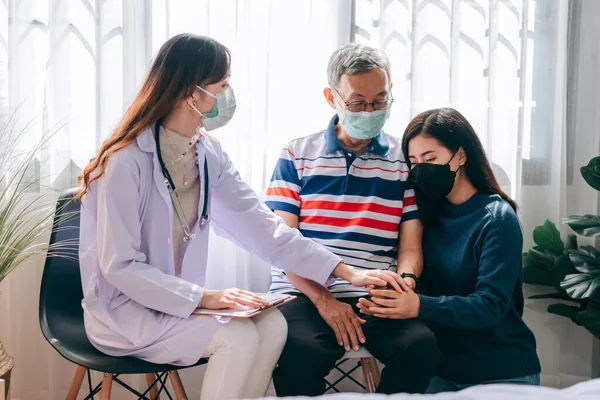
<box><xmin>357</xmin><ymin>108</ymin><xmax>541</xmax><ymax>393</ymax></box>
<box><xmin>77</xmin><ymin>33</ymin><xmax>403</xmax><ymax>400</ymax></box>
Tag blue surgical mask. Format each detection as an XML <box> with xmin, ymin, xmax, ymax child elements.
<box><xmin>337</xmin><ymin>107</ymin><xmax>390</xmax><ymax>140</ymax></box>
<box><xmin>334</xmin><ymin>93</ymin><xmax>391</xmax><ymax>140</ymax></box>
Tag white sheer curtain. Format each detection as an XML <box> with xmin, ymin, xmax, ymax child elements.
<box><xmin>0</xmin><ymin>0</ymin><xmax>597</xmax><ymax>399</ymax></box>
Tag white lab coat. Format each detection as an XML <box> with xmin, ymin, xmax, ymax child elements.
<box><xmin>79</xmin><ymin>128</ymin><xmax>342</xmax><ymax>366</ymax></box>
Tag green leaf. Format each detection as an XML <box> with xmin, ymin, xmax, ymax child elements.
<box><xmin>529</xmin><ymin>292</ymin><xmax>583</xmax><ymax>303</ymax></box>
<box><xmin>567</xmin><ymin>247</ymin><xmax>600</xmax><ymax>274</ymax></box>
<box><xmin>576</xmin><ymin>301</ymin><xmax>600</xmax><ymax>339</ymax></box>
<box><xmin>552</xmin><ymin>255</ymin><xmax>577</xmax><ymax>293</ymax></box>
<box><xmin>577</xmin><ymin>245</ymin><xmax>600</xmax><ymax>258</ymax></box>
<box><xmin>529</xmin><ymin>292</ymin><xmax>559</xmax><ymax>300</ymax></box>
<box><xmin>0</xmin><ymin>117</ymin><xmax>79</xmax><ymax>283</ymax></box>
<box><xmin>560</xmin><ymin>273</ymin><xmax>600</xmax><ymax>299</ymax></box>
<box><xmin>523</xmin><ymin>266</ymin><xmax>553</xmax><ymax>286</ymax></box>
<box><xmin>532</xmin><ymin>220</ymin><xmax>564</xmax><ymax>255</ymax></box>
<box><xmin>563</xmin><ymin>215</ymin><xmax>600</xmax><ymax>237</ymax></box>
<box><xmin>547</xmin><ymin>303</ymin><xmax>581</xmax><ymax>320</ymax></box>
<box><xmin>580</xmin><ymin>156</ymin><xmax>600</xmax><ymax>191</ymax></box>
<box><xmin>591</xmin><ymin>286</ymin><xmax>600</xmax><ymax>302</ymax></box>
<box><xmin>523</xmin><ymin>248</ymin><xmax>556</xmax><ymax>271</ymax></box>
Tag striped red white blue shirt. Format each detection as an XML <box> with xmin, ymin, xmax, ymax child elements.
<box><xmin>265</xmin><ymin>115</ymin><xmax>418</xmax><ymax>298</ymax></box>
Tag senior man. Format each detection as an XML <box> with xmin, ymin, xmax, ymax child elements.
<box><xmin>265</xmin><ymin>43</ymin><xmax>440</xmax><ymax>396</ymax></box>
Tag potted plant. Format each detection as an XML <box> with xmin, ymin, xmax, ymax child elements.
<box><xmin>522</xmin><ymin>156</ymin><xmax>600</xmax><ymax>339</ymax></box>
<box><xmin>0</xmin><ymin>116</ymin><xmax>74</xmax><ymax>398</ymax></box>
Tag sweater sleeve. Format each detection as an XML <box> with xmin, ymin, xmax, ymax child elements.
<box><xmin>417</xmin><ymin>213</ymin><xmax>523</xmax><ymax>329</ymax></box>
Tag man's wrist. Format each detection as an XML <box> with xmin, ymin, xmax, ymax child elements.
<box><xmin>312</xmin><ymin>290</ymin><xmax>335</xmax><ymax>307</ymax></box>
<box><xmin>399</xmin><ymin>272</ymin><xmax>418</xmax><ymax>282</ymax></box>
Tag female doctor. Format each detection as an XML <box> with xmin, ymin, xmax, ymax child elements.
<box><xmin>77</xmin><ymin>34</ymin><xmax>401</xmax><ymax>400</ymax></box>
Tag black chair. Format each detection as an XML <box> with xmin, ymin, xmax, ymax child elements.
<box><xmin>39</xmin><ymin>189</ymin><xmax>207</xmax><ymax>399</ymax></box>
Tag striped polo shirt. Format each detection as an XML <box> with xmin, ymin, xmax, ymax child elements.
<box><xmin>265</xmin><ymin>115</ymin><xmax>418</xmax><ymax>298</ymax></box>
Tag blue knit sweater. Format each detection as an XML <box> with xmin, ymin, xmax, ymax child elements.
<box><xmin>418</xmin><ymin>192</ymin><xmax>541</xmax><ymax>384</ymax></box>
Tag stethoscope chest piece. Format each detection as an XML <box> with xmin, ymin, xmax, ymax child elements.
<box><xmin>183</xmin><ymin>233</ymin><xmax>196</xmax><ymax>242</ymax></box>
<box><xmin>200</xmin><ymin>215</ymin><xmax>210</xmax><ymax>227</ymax></box>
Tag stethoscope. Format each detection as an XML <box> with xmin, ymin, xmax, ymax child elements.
<box><xmin>155</xmin><ymin>121</ymin><xmax>210</xmax><ymax>242</ymax></box>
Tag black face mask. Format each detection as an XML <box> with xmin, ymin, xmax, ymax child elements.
<box><xmin>409</xmin><ymin>154</ymin><xmax>459</xmax><ymax>201</ymax></box>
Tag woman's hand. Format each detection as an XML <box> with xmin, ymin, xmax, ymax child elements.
<box><xmin>357</xmin><ymin>288</ymin><xmax>420</xmax><ymax>319</ymax></box>
<box><xmin>200</xmin><ymin>288</ymin><xmax>270</xmax><ymax>310</ymax></box>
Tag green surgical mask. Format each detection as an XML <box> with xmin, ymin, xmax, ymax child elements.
<box><xmin>338</xmin><ymin>107</ymin><xmax>391</xmax><ymax>140</ymax></box>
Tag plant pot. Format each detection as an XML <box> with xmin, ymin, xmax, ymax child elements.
<box><xmin>0</xmin><ymin>340</ymin><xmax>13</xmax><ymax>398</ymax></box>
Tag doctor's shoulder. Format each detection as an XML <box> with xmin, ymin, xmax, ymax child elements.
<box><xmin>201</xmin><ymin>134</ymin><xmax>224</xmax><ymax>161</ymax></box>
<box><xmin>96</xmin><ymin>140</ymin><xmax>151</xmax><ymax>185</ymax></box>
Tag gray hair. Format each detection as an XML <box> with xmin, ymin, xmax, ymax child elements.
<box><xmin>327</xmin><ymin>43</ymin><xmax>391</xmax><ymax>88</ymax></box>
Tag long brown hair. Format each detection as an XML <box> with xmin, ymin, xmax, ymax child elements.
<box><xmin>76</xmin><ymin>33</ymin><xmax>230</xmax><ymax>198</ymax></box>
<box><xmin>401</xmin><ymin>108</ymin><xmax>517</xmax><ymax>220</ymax></box>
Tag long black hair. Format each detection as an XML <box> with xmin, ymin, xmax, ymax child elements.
<box><xmin>402</xmin><ymin>108</ymin><xmax>517</xmax><ymax>222</ymax></box>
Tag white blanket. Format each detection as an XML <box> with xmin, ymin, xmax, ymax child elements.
<box><xmin>254</xmin><ymin>379</ymin><xmax>600</xmax><ymax>400</ymax></box>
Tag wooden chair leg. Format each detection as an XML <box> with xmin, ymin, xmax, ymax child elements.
<box><xmin>145</xmin><ymin>373</ymin><xmax>160</xmax><ymax>400</ymax></box>
<box><xmin>66</xmin><ymin>366</ymin><xmax>87</xmax><ymax>400</ymax></box>
<box><xmin>361</xmin><ymin>357</ymin><xmax>381</xmax><ymax>393</ymax></box>
<box><xmin>168</xmin><ymin>371</ymin><xmax>188</xmax><ymax>400</ymax></box>
<box><xmin>99</xmin><ymin>373</ymin><xmax>113</xmax><ymax>400</ymax></box>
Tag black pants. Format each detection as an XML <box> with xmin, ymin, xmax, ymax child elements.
<box><xmin>273</xmin><ymin>295</ymin><xmax>440</xmax><ymax>396</ymax></box>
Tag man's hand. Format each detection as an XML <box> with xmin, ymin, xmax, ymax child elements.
<box><xmin>315</xmin><ymin>296</ymin><xmax>366</xmax><ymax>352</ymax></box>
<box><xmin>402</xmin><ymin>276</ymin><xmax>417</xmax><ymax>290</ymax></box>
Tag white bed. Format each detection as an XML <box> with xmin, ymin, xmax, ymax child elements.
<box><xmin>254</xmin><ymin>379</ymin><xmax>600</xmax><ymax>400</ymax></box>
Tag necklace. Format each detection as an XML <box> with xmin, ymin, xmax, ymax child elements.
<box><xmin>164</xmin><ymin>127</ymin><xmax>202</xmax><ymax>166</ymax></box>
<box><xmin>164</xmin><ymin>125</ymin><xmax>202</xmax><ymax>186</ymax></box>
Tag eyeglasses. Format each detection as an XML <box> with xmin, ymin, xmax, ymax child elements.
<box><xmin>334</xmin><ymin>88</ymin><xmax>394</xmax><ymax>112</ymax></box>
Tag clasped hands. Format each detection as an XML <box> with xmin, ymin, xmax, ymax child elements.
<box><xmin>355</xmin><ymin>272</ymin><xmax>420</xmax><ymax>320</ymax></box>
<box><xmin>315</xmin><ymin>270</ymin><xmax>420</xmax><ymax>353</ymax></box>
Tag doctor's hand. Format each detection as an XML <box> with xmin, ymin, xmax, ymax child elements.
<box><xmin>200</xmin><ymin>288</ymin><xmax>270</xmax><ymax>310</ymax></box>
<box><xmin>349</xmin><ymin>269</ymin><xmax>411</xmax><ymax>293</ymax></box>
<box><xmin>356</xmin><ymin>287</ymin><xmax>420</xmax><ymax>319</ymax></box>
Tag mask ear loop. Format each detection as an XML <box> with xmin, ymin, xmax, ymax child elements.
<box><xmin>187</xmin><ymin>84</ymin><xmax>217</xmax><ymax>116</ymax></box>
<box><xmin>189</xmin><ymin>85</ymin><xmax>219</xmax><ymax>116</ymax></box>
<box><xmin>196</xmin><ymin>85</ymin><xmax>217</xmax><ymax>99</ymax></box>
<box><xmin>187</xmin><ymin>99</ymin><xmax>204</xmax><ymax>116</ymax></box>
<box><xmin>187</xmin><ymin>99</ymin><xmax>214</xmax><ymax>139</ymax></box>
<box><xmin>447</xmin><ymin>150</ymin><xmax>465</xmax><ymax>173</ymax></box>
